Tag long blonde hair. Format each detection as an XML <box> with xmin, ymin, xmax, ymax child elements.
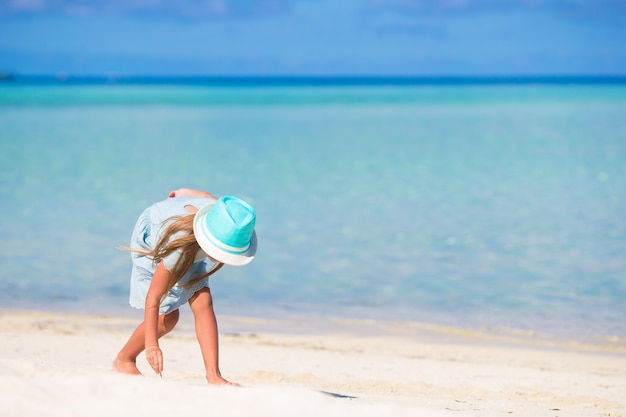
<box><xmin>127</xmin><ymin>214</ymin><xmax>224</xmax><ymax>299</ymax></box>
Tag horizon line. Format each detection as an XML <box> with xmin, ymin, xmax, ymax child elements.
<box><xmin>2</xmin><ymin>73</ymin><xmax>626</xmax><ymax>86</ymax></box>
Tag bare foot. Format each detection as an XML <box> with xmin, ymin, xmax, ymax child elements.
<box><xmin>113</xmin><ymin>357</ymin><xmax>142</xmax><ymax>375</ymax></box>
<box><xmin>206</xmin><ymin>374</ymin><xmax>240</xmax><ymax>386</ymax></box>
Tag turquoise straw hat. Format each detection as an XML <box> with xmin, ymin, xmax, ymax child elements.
<box><xmin>193</xmin><ymin>196</ymin><xmax>257</xmax><ymax>266</ymax></box>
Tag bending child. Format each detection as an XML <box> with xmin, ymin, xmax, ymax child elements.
<box><xmin>113</xmin><ymin>188</ymin><xmax>257</xmax><ymax>385</ymax></box>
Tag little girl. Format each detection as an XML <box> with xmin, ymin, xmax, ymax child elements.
<box><xmin>113</xmin><ymin>188</ymin><xmax>257</xmax><ymax>385</ymax></box>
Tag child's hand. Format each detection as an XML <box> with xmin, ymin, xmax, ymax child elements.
<box><xmin>145</xmin><ymin>345</ymin><xmax>163</xmax><ymax>375</ymax></box>
<box><xmin>168</xmin><ymin>188</ymin><xmax>218</xmax><ymax>200</ymax></box>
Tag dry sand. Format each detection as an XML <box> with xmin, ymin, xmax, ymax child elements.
<box><xmin>1</xmin><ymin>309</ymin><xmax>625</xmax><ymax>417</ymax></box>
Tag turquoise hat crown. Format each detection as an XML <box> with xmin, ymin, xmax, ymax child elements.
<box><xmin>194</xmin><ymin>196</ymin><xmax>257</xmax><ymax>265</ymax></box>
<box><xmin>202</xmin><ymin>196</ymin><xmax>255</xmax><ymax>252</ymax></box>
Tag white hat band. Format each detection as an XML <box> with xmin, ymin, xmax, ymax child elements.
<box><xmin>201</xmin><ymin>216</ymin><xmax>250</xmax><ymax>255</ymax></box>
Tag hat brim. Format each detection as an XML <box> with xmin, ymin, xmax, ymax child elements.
<box><xmin>193</xmin><ymin>202</ymin><xmax>257</xmax><ymax>266</ymax></box>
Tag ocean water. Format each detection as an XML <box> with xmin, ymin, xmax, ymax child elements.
<box><xmin>1</xmin><ymin>80</ymin><xmax>625</xmax><ymax>342</ymax></box>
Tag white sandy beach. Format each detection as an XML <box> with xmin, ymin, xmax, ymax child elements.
<box><xmin>1</xmin><ymin>309</ymin><xmax>625</xmax><ymax>417</ymax></box>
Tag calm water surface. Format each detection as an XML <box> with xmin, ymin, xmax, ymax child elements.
<box><xmin>0</xmin><ymin>81</ymin><xmax>624</xmax><ymax>342</ymax></box>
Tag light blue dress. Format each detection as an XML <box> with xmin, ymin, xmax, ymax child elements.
<box><xmin>128</xmin><ymin>196</ymin><xmax>218</xmax><ymax>315</ymax></box>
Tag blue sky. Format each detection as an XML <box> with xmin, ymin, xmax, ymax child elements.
<box><xmin>0</xmin><ymin>0</ymin><xmax>625</xmax><ymax>76</ymax></box>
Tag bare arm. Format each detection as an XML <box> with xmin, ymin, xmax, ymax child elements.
<box><xmin>144</xmin><ymin>261</ymin><xmax>171</xmax><ymax>375</ymax></box>
<box><xmin>168</xmin><ymin>188</ymin><xmax>218</xmax><ymax>200</ymax></box>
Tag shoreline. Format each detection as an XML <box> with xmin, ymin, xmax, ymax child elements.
<box><xmin>1</xmin><ymin>308</ymin><xmax>625</xmax><ymax>416</ymax></box>
<box><xmin>6</xmin><ymin>304</ymin><xmax>625</xmax><ymax>355</ymax></box>
<box><xmin>216</xmin><ymin>313</ymin><xmax>626</xmax><ymax>356</ymax></box>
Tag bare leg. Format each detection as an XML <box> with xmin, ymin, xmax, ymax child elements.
<box><xmin>113</xmin><ymin>309</ymin><xmax>180</xmax><ymax>375</ymax></box>
<box><xmin>188</xmin><ymin>288</ymin><xmax>237</xmax><ymax>385</ymax></box>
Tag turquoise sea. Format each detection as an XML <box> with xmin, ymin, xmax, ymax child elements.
<box><xmin>1</xmin><ymin>78</ymin><xmax>625</xmax><ymax>343</ymax></box>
